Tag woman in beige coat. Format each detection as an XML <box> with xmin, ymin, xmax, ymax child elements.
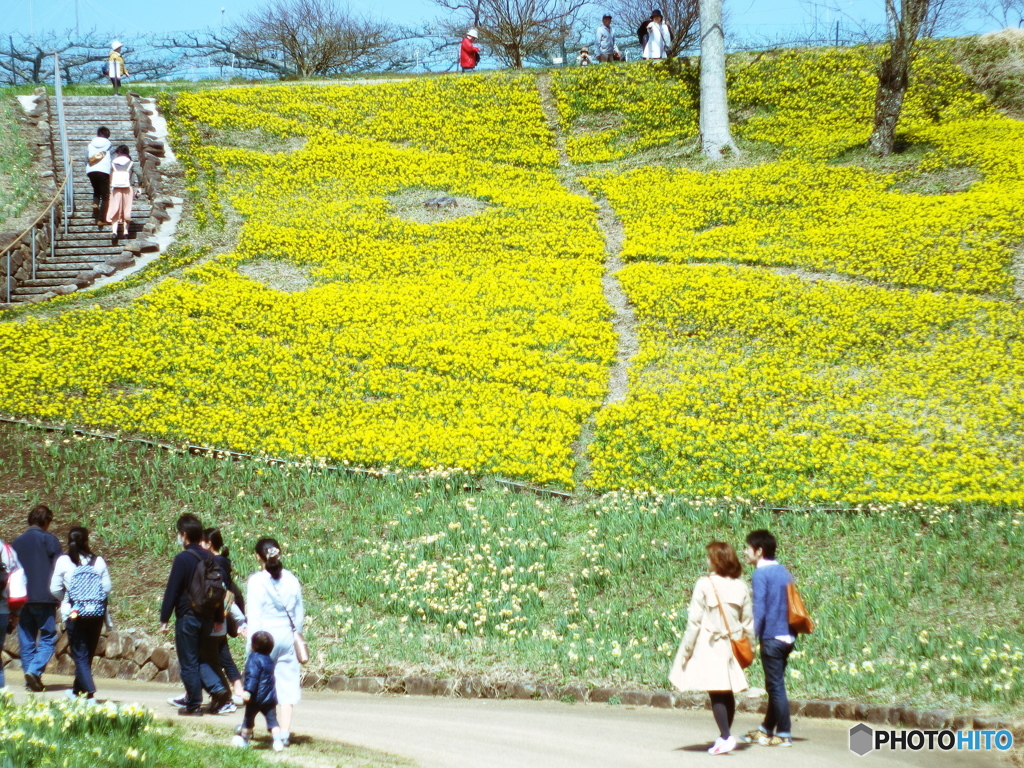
<box><xmin>668</xmin><ymin>542</ymin><xmax>756</xmax><ymax>756</ymax></box>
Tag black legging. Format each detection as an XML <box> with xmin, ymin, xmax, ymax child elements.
<box><xmin>709</xmin><ymin>691</ymin><xmax>736</xmax><ymax>739</ymax></box>
<box><xmin>88</xmin><ymin>172</ymin><xmax>110</xmax><ymax>220</ymax></box>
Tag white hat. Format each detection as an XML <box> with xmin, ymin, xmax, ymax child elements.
<box><xmin>111</xmin><ymin>40</ymin><xmax>122</xmax><ymax>50</ymax></box>
<box><xmin>467</xmin><ymin>28</ymin><xmax>478</xmax><ymax>37</ymax></box>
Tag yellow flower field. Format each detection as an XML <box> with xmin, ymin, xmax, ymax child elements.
<box><xmin>0</xmin><ymin>78</ymin><xmax>614</xmax><ymax>486</ymax></box>
<box><xmin>586</xmin><ymin>264</ymin><xmax>1024</xmax><ymax>502</ymax></box>
<box><xmin>1</xmin><ymin>45</ymin><xmax>1022</xmax><ymax>500</ymax></box>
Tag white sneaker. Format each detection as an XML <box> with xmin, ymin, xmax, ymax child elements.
<box><xmin>64</xmin><ymin>689</ymin><xmax>77</xmax><ymax>700</ymax></box>
<box><xmin>709</xmin><ymin>736</ymin><xmax>737</xmax><ymax>755</ymax></box>
<box><xmin>272</xmin><ymin>738</ymin><xmax>285</xmax><ymax>752</ymax></box>
<box><xmin>231</xmin><ymin>735</ymin><xmax>249</xmax><ymax>749</ymax></box>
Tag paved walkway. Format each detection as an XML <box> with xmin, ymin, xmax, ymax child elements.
<box><xmin>15</xmin><ymin>676</ymin><xmax>998</xmax><ymax>767</ymax></box>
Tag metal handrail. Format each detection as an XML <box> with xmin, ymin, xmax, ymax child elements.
<box><xmin>53</xmin><ymin>52</ymin><xmax>74</xmax><ymax>228</ymax></box>
<box><xmin>2</xmin><ymin>53</ymin><xmax>74</xmax><ymax>305</ymax></box>
<box><xmin>2</xmin><ymin>176</ymin><xmax>68</xmax><ymax>304</ymax></box>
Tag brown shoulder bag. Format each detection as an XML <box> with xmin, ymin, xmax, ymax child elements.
<box><xmin>786</xmin><ymin>582</ymin><xmax>814</xmax><ymax>634</ymax></box>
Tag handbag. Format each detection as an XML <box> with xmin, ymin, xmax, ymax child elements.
<box><xmin>786</xmin><ymin>582</ymin><xmax>815</xmax><ymax>634</ymax></box>
<box><xmin>709</xmin><ymin>576</ymin><xmax>755</xmax><ymax>669</ymax></box>
<box><xmin>4</xmin><ymin>544</ymin><xmax>27</xmax><ymax>611</ymax></box>
<box><xmin>266</xmin><ymin>574</ymin><xmax>309</xmax><ymax>665</ymax></box>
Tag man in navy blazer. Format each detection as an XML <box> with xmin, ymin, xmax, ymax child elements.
<box><xmin>12</xmin><ymin>504</ymin><xmax>62</xmax><ymax>692</ymax></box>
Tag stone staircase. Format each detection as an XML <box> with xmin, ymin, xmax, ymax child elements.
<box><xmin>10</xmin><ymin>96</ymin><xmax>153</xmax><ymax>303</ymax></box>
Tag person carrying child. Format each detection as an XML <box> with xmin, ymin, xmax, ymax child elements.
<box><xmin>232</xmin><ymin>630</ymin><xmax>284</xmax><ymax>752</ymax></box>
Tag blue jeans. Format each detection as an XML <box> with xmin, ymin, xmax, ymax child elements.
<box><xmin>760</xmin><ymin>638</ymin><xmax>794</xmax><ymax>738</ymax></box>
<box><xmin>175</xmin><ymin>613</ymin><xmax>226</xmax><ymax>710</ymax></box>
<box><xmin>68</xmin><ymin>616</ymin><xmax>104</xmax><ymax>696</ymax></box>
<box><xmin>18</xmin><ymin>604</ymin><xmax>57</xmax><ymax>678</ymax></box>
<box><xmin>0</xmin><ymin>613</ymin><xmax>7</xmax><ymax>687</ymax></box>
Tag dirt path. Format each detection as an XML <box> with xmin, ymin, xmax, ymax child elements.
<box><xmin>535</xmin><ymin>76</ymin><xmax>640</xmax><ymax>408</ymax></box>
<box><xmin>14</xmin><ymin>676</ymin><xmax>996</xmax><ymax>768</ymax></box>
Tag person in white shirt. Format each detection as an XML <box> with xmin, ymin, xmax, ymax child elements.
<box><xmin>0</xmin><ymin>540</ymin><xmax>23</xmax><ymax>689</ymax></box>
<box><xmin>595</xmin><ymin>15</ymin><xmax>621</xmax><ymax>62</ymax></box>
<box><xmin>50</xmin><ymin>527</ymin><xmax>112</xmax><ymax>700</ymax></box>
<box><xmin>642</xmin><ymin>9</ymin><xmax>672</xmax><ymax>59</ymax></box>
<box><xmin>246</xmin><ymin>537</ymin><xmax>304</xmax><ymax>748</ymax></box>
<box><xmin>577</xmin><ymin>47</ymin><xmax>593</xmax><ymax>65</ymax></box>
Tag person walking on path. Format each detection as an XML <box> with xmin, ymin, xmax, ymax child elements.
<box><xmin>595</xmin><ymin>14</ymin><xmax>622</xmax><ymax>62</ymax></box>
<box><xmin>159</xmin><ymin>514</ymin><xmax>230</xmax><ymax>716</ymax></box>
<box><xmin>106</xmin><ymin>145</ymin><xmax>141</xmax><ymax>246</ymax></box>
<box><xmin>202</xmin><ymin>527</ymin><xmax>246</xmax><ymax>709</ymax></box>
<box><xmin>246</xmin><ymin>537</ymin><xmax>304</xmax><ymax>747</ymax></box>
<box><xmin>85</xmin><ymin>127</ymin><xmax>113</xmax><ymax>226</ymax></box>
<box><xmin>231</xmin><ymin>630</ymin><xmax>285</xmax><ymax>752</ymax></box>
<box><xmin>641</xmin><ymin>10</ymin><xmax>672</xmax><ymax>59</ymax></box>
<box><xmin>49</xmin><ymin>527</ymin><xmax>111</xmax><ymax>701</ymax></box>
<box><xmin>460</xmin><ymin>29</ymin><xmax>481</xmax><ymax>72</ymax></box>
<box><xmin>669</xmin><ymin>542</ymin><xmax>755</xmax><ymax>756</ymax></box>
<box><xmin>108</xmin><ymin>41</ymin><xmax>130</xmax><ymax>96</ymax></box>
<box><xmin>0</xmin><ymin>537</ymin><xmax>24</xmax><ymax>689</ymax></box>
<box><xmin>12</xmin><ymin>504</ymin><xmax>62</xmax><ymax>693</ymax></box>
<box><xmin>742</xmin><ymin>529</ymin><xmax>796</xmax><ymax>748</ymax></box>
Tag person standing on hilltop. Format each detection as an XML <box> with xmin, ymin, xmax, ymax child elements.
<box><xmin>641</xmin><ymin>9</ymin><xmax>672</xmax><ymax>60</ymax></box>
<box><xmin>108</xmin><ymin>41</ymin><xmax>130</xmax><ymax>96</ymax></box>
<box><xmin>595</xmin><ymin>14</ymin><xmax>622</xmax><ymax>63</ymax></box>
<box><xmin>460</xmin><ymin>29</ymin><xmax>481</xmax><ymax>72</ymax></box>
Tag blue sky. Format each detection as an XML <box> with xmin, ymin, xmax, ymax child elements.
<box><xmin>3</xmin><ymin>0</ymin><xmax>1002</xmax><ymax>44</ymax></box>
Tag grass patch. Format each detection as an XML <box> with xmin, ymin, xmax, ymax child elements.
<box><xmin>1</xmin><ymin>422</ymin><xmax>1022</xmax><ymax>717</ymax></box>
<box><xmin>0</xmin><ymin>97</ymin><xmax>39</xmax><ymax>232</ymax></box>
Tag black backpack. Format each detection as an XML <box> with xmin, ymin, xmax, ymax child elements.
<box><xmin>637</xmin><ymin>20</ymin><xmax>649</xmax><ymax>48</ymax></box>
<box><xmin>186</xmin><ymin>550</ymin><xmax>227</xmax><ymax>620</ymax></box>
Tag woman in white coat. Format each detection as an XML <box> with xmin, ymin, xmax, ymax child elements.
<box><xmin>642</xmin><ymin>9</ymin><xmax>672</xmax><ymax>60</ymax></box>
<box><xmin>669</xmin><ymin>541</ymin><xmax>755</xmax><ymax>756</ymax></box>
<box><xmin>246</xmin><ymin>537</ymin><xmax>304</xmax><ymax>746</ymax></box>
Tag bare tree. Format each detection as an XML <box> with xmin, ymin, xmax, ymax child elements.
<box><xmin>976</xmin><ymin>0</ymin><xmax>1024</xmax><ymax>25</ymax></box>
<box><xmin>433</xmin><ymin>0</ymin><xmax>587</xmax><ymax>67</ymax></box>
<box><xmin>1</xmin><ymin>32</ymin><xmax>178</xmax><ymax>85</ymax></box>
<box><xmin>698</xmin><ymin>0</ymin><xmax>736</xmax><ymax>159</ymax></box>
<box><xmin>599</xmin><ymin>0</ymin><xmax>700</xmax><ymax>57</ymax></box>
<box><xmin>166</xmin><ymin>0</ymin><xmax>410</xmax><ymax>78</ymax></box>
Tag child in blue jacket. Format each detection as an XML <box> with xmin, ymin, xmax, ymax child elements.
<box><xmin>231</xmin><ymin>631</ymin><xmax>284</xmax><ymax>752</ymax></box>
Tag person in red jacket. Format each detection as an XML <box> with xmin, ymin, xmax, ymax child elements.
<box><xmin>460</xmin><ymin>28</ymin><xmax>481</xmax><ymax>71</ymax></box>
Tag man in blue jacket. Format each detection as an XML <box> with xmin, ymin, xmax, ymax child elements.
<box><xmin>159</xmin><ymin>514</ymin><xmax>229</xmax><ymax>716</ymax></box>
<box><xmin>743</xmin><ymin>529</ymin><xmax>795</xmax><ymax>748</ymax></box>
<box><xmin>12</xmin><ymin>504</ymin><xmax>62</xmax><ymax>692</ymax></box>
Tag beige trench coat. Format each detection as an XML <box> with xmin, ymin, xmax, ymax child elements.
<box><xmin>668</xmin><ymin>574</ymin><xmax>756</xmax><ymax>693</ymax></box>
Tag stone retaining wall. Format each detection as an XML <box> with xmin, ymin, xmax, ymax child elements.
<box><xmin>2</xmin><ymin>625</ymin><xmax>180</xmax><ymax>684</ymax></box>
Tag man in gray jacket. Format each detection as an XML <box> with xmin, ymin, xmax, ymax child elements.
<box><xmin>85</xmin><ymin>127</ymin><xmax>113</xmax><ymax>226</ymax></box>
<box><xmin>595</xmin><ymin>14</ymin><xmax>621</xmax><ymax>63</ymax></box>
<box><xmin>12</xmin><ymin>504</ymin><xmax>62</xmax><ymax>692</ymax></box>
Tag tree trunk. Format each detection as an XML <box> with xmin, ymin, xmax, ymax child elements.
<box><xmin>698</xmin><ymin>0</ymin><xmax>737</xmax><ymax>160</ymax></box>
<box><xmin>868</xmin><ymin>45</ymin><xmax>911</xmax><ymax>156</ymax></box>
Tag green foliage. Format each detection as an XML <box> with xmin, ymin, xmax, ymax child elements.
<box><xmin>0</xmin><ymin>693</ymin><xmax>264</xmax><ymax>768</ymax></box>
<box><xmin>0</xmin><ymin>97</ymin><xmax>38</xmax><ymax>229</ymax></box>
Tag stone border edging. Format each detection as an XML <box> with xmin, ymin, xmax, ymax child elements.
<box><xmin>3</xmin><ymin>628</ymin><xmax>1021</xmax><ymax>737</ymax></box>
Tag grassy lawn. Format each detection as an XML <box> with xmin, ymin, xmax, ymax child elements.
<box><xmin>1</xmin><ymin>421</ymin><xmax>1021</xmax><ymax>718</ymax></box>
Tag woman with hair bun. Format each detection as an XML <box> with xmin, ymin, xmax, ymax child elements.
<box><xmin>50</xmin><ymin>527</ymin><xmax>112</xmax><ymax>701</ymax></box>
<box><xmin>246</xmin><ymin>537</ymin><xmax>304</xmax><ymax>747</ymax></box>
